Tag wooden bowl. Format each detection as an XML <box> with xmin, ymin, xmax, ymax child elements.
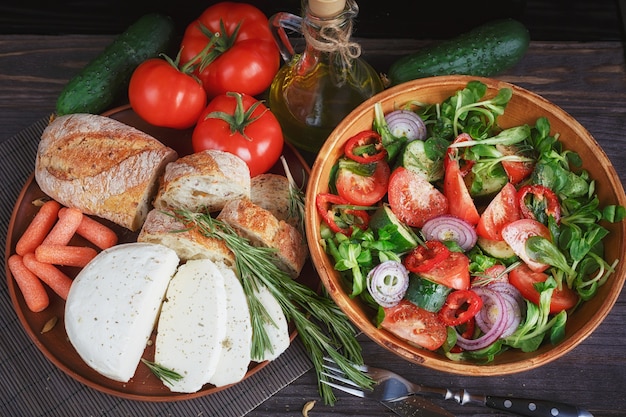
<box><xmin>305</xmin><ymin>75</ymin><xmax>626</xmax><ymax>375</ymax></box>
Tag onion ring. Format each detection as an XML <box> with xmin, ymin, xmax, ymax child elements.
<box><xmin>366</xmin><ymin>261</ymin><xmax>409</xmax><ymax>307</ymax></box>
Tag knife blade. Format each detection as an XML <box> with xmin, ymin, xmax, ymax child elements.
<box><xmin>381</xmin><ymin>396</ymin><xmax>454</xmax><ymax>417</ymax></box>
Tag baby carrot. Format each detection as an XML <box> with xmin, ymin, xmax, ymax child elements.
<box><xmin>7</xmin><ymin>254</ymin><xmax>50</xmax><ymax>312</ymax></box>
<box><xmin>15</xmin><ymin>200</ymin><xmax>61</xmax><ymax>256</ymax></box>
<box><xmin>73</xmin><ymin>213</ymin><xmax>118</xmax><ymax>250</ymax></box>
<box><xmin>43</xmin><ymin>207</ymin><xmax>83</xmax><ymax>246</ymax></box>
<box><xmin>35</xmin><ymin>244</ymin><xmax>98</xmax><ymax>268</ymax></box>
<box><xmin>22</xmin><ymin>252</ymin><xmax>73</xmax><ymax>300</ymax></box>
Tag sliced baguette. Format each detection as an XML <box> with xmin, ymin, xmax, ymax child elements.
<box><xmin>35</xmin><ymin>113</ymin><xmax>177</xmax><ymax>231</ymax></box>
<box><xmin>64</xmin><ymin>242</ymin><xmax>179</xmax><ymax>383</ymax></box>
<box><xmin>250</xmin><ymin>173</ymin><xmax>299</xmax><ymax>228</ymax></box>
<box><xmin>137</xmin><ymin>209</ymin><xmax>234</xmax><ymax>267</ymax></box>
<box><xmin>217</xmin><ymin>197</ymin><xmax>307</xmax><ymax>278</ymax></box>
<box><xmin>153</xmin><ymin>149</ymin><xmax>251</xmax><ymax>213</ymax></box>
<box><xmin>155</xmin><ymin>259</ymin><xmax>227</xmax><ymax>393</ymax></box>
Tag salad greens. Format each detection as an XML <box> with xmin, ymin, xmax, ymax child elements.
<box><xmin>322</xmin><ymin>80</ymin><xmax>625</xmax><ymax>362</ymax></box>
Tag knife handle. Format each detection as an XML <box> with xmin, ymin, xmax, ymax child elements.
<box><xmin>484</xmin><ymin>395</ymin><xmax>594</xmax><ymax>417</ymax></box>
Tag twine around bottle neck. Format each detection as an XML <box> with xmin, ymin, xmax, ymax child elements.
<box><xmin>302</xmin><ymin>0</ymin><xmax>362</xmax><ymax>71</ymax></box>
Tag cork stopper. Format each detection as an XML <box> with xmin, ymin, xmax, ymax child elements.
<box><xmin>308</xmin><ymin>0</ymin><xmax>347</xmax><ymax>18</ymax></box>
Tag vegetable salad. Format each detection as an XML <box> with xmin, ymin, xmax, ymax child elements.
<box><xmin>316</xmin><ymin>80</ymin><xmax>625</xmax><ymax>362</ymax></box>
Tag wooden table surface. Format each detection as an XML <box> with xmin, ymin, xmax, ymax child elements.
<box><xmin>1</xmin><ymin>34</ymin><xmax>625</xmax><ymax>416</ymax></box>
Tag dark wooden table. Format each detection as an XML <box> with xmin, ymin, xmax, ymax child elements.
<box><xmin>1</xmin><ymin>34</ymin><xmax>625</xmax><ymax>417</ymax></box>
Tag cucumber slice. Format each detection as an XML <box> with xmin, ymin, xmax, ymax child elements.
<box><xmin>401</xmin><ymin>139</ymin><xmax>444</xmax><ymax>182</ymax></box>
<box><xmin>477</xmin><ymin>235</ymin><xmax>516</xmax><ymax>259</ymax></box>
<box><xmin>404</xmin><ymin>275</ymin><xmax>451</xmax><ymax>313</ymax></box>
<box><xmin>370</xmin><ymin>204</ymin><xmax>419</xmax><ymax>253</ymax></box>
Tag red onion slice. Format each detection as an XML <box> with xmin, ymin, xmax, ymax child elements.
<box><xmin>366</xmin><ymin>261</ymin><xmax>410</xmax><ymax>308</ymax></box>
<box><xmin>456</xmin><ymin>286</ymin><xmax>508</xmax><ymax>350</ymax></box>
<box><xmin>422</xmin><ymin>215</ymin><xmax>478</xmax><ymax>251</ymax></box>
<box><xmin>385</xmin><ymin>110</ymin><xmax>427</xmax><ymax>142</ymax></box>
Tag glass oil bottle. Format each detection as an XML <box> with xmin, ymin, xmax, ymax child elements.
<box><xmin>268</xmin><ymin>0</ymin><xmax>384</xmax><ymax>154</ymax></box>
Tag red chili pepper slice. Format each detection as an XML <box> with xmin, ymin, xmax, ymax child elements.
<box><xmin>444</xmin><ymin>133</ymin><xmax>475</xmax><ymax>176</ymax></box>
<box><xmin>344</xmin><ymin>130</ymin><xmax>387</xmax><ymax>164</ymax></box>
<box><xmin>315</xmin><ymin>193</ymin><xmax>369</xmax><ymax>235</ymax></box>
<box><xmin>438</xmin><ymin>289</ymin><xmax>483</xmax><ymax>327</ymax></box>
<box><xmin>517</xmin><ymin>184</ymin><xmax>561</xmax><ymax>223</ymax></box>
<box><xmin>403</xmin><ymin>240</ymin><xmax>450</xmax><ymax>274</ymax></box>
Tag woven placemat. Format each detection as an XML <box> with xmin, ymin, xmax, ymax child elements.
<box><xmin>0</xmin><ymin>119</ymin><xmax>313</xmax><ymax>417</ymax></box>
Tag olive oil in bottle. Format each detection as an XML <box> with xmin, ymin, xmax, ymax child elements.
<box><xmin>268</xmin><ymin>0</ymin><xmax>384</xmax><ymax>154</ymax></box>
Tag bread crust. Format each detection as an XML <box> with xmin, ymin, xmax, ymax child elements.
<box><xmin>153</xmin><ymin>150</ymin><xmax>250</xmax><ymax>213</ymax></box>
<box><xmin>35</xmin><ymin>113</ymin><xmax>177</xmax><ymax>231</ymax></box>
<box><xmin>217</xmin><ymin>197</ymin><xmax>306</xmax><ymax>278</ymax></box>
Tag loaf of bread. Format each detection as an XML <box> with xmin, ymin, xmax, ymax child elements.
<box><xmin>137</xmin><ymin>208</ymin><xmax>235</xmax><ymax>267</ymax></box>
<box><xmin>217</xmin><ymin>197</ymin><xmax>307</xmax><ymax>278</ymax></box>
<box><xmin>153</xmin><ymin>149</ymin><xmax>251</xmax><ymax>213</ymax></box>
<box><xmin>35</xmin><ymin>113</ymin><xmax>178</xmax><ymax>231</ymax></box>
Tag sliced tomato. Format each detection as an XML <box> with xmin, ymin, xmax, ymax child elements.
<box><xmin>418</xmin><ymin>251</ymin><xmax>470</xmax><ymax>290</ymax></box>
<box><xmin>403</xmin><ymin>241</ymin><xmax>450</xmax><ymax>274</ymax></box>
<box><xmin>444</xmin><ymin>152</ymin><xmax>480</xmax><ymax>226</ymax></box>
<box><xmin>509</xmin><ymin>264</ymin><xmax>579</xmax><ymax>314</ymax></box>
<box><xmin>496</xmin><ymin>144</ymin><xmax>535</xmax><ymax>185</ymax></box>
<box><xmin>387</xmin><ymin>167</ymin><xmax>448</xmax><ymax>228</ymax></box>
<box><xmin>381</xmin><ymin>300</ymin><xmax>447</xmax><ymax>351</ymax></box>
<box><xmin>501</xmin><ymin>219</ymin><xmax>551</xmax><ymax>272</ymax></box>
<box><xmin>476</xmin><ymin>182</ymin><xmax>521</xmax><ymax>241</ymax></box>
<box><xmin>336</xmin><ymin>159</ymin><xmax>390</xmax><ymax>206</ymax></box>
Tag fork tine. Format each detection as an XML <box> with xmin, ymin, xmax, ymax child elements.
<box><xmin>322</xmin><ymin>356</ymin><xmax>368</xmax><ymax>372</ymax></box>
<box><xmin>320</xmin><ymin>379</ymin><xmax>367</xmax><ymax>398</ymax></box>
<box><xmin>320</xmin><ymin>370</ymin><xmax>362</xmax><ymax>388</ymax></box>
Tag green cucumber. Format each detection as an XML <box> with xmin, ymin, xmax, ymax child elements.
<box><xmin>56</xmin><ymin>13</ymin><xmax>175</xmax><ymax>116</ymax></box>
<box><xmin>405</xmin><ymin>275</ymin><xmax>451</xmax><ymax>313</ymax></box>
<box><xmin>387</xmin><ymin>19</ymin><xmax>530</xmax><ymax>86</ymax></box>
<box><xmin>370</xmin><ymin>204</ymin><xmax>419</xmax><ymax>253</ymax></box>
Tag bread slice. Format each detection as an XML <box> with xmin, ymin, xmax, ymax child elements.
<box><xmin>217</xmin><ymin>197</ymin><xmax>307</xmax><ymax>278</ymax></box>
<box><xmin>35</xmin><ymin>113</ymin><xmax>178</xmax><ymax>231</ymax></box>
<box><xmin>153</xmin><ymin>149</ymin><xmax>251</xmax><ymax>213</ymax></box>
<box><xmin>250</xmin><ymin>173</ymin><xmax>299</xmax><ymax>228</ymax></box>
<box><xmin>64</xmin><ymin>242</ymin><xmax>179</xmax><ymax>383</ymax></box>
<box><xmin>137</xmin><ymin>209</ymin><xmax>234</xmax><ymax>267</ymax></box>
<box><xmin>154</xmin><ymin>259</ymin><xmax>228</xmax><ymax>393</ymax></box>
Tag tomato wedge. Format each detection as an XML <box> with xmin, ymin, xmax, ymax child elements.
<box><xmin>403</xmin><ymin>241</ymin><xmax>450</xmax><ymax>274</ymax></box>
<box><xmin>381</xmin><ymin>300</ymin><xmax>448</xmax><ymax>351</ymax></box>
<box><xmin>387</xmin><ymin>167</ymin><xmax>449</xmax><ymax>228</ymax></box>
<box><xmin>444</xmin><ymin>150</ymin><xmax>480</xmax><ymax>226</ymax></box>
<box><xmin>418</xmin><ymin>251</ymin><xmax>471</xmax><ymax>290</ymax></box>
<box><xmin>476</xmin><ymin>182</ymin><xmax>521</xmax><ymax>241</ymax></box>
<box><xmin>509</xmin><ymin>264</ymin><xmax>579</xmax><ymax>314</ymax></box>
<box><xmin>438</xmin><ymin>289</ymin><xmax>483</xmax><ymax>326</ymax></box>
<box><xmin>335</xmin><ymin>159</ymin><xmax>390</xmax><ymax>206</ymax></box>
<box><xmin>501</xmin><ymin>218</ymin><xmax>552</xmax><ymax>272</ymax></box>
<box><xmin>496</xmin><ymin>144</ymin><xmax>535</xmax><ymax>185</ymax></box>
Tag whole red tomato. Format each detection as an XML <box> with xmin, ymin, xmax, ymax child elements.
<box><xmin>192</xmin><ymin>92</ymin><xmax>284</xmax><ymax>177</ymax></box>
<box><xmin>180</xmin><ymin>2</ymin><xmax>280</xmax><ymax>98</ymax></box>
<box><xmin>129</xmin><ymin>58</ymin><xmax>206</xmax><ymax>129</ymax></box>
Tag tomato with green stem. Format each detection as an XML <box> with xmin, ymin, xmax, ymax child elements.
<box><xmin>192</xmin><ymin>92</ymin><xmax>283</xmax><ymax>177</ymax></box>
<box><xmin>179</xmin><ymin>2</ymin><xmax>280</xmax><ymax>98</ymax></box>
<box><xmin>128</xmin><ymin>56</ymin><xmax>207</xmax><ymax>129</ymax></box>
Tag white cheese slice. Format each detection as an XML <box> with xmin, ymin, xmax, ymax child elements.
<box><xmin>252</xmin><ymin>284</ymin><xmax>290</xmax><ymax>362</ymax></box>
<box><xmin>64</xmin><ymin>242</ymin><xmax>179</xmax><ymax>383</ymax></box>
<box><xmin>208</xmin><ymin>263</ymin><xmax>252</xmax><ymax>387</ymax></box>
<box><xmin>155</xmin><ymin>258</ymin><xmax>227</xmax><ymax>393</ymax></box>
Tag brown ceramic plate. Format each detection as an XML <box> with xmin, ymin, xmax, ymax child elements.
<box><xmin>306</xmin><ymin>75</ymin><xmax>626</xmax><ymax>375</ymax></box>
<box><xmin>5</xmin><ymin>105</ymin><xmax>313</xmax><ymax>401</ymax></box>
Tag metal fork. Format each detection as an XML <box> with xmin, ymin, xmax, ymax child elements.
<box><xmin>321</xmin><ymin>358</ymin><xmax>593</xmax><ymax>417</ymax></box>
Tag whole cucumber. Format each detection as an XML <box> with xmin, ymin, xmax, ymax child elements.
<box><xmin>387</xmin><ymin>19</ymin><xmax>530</xmax><ymax>86</ymax></box>
<box><xmin>55</xmin><ymin>13</ymin><xmax>175</xmax><ymax>116</ymax></box>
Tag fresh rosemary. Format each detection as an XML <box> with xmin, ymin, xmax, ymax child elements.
<box><xmin>174</xmin><ymin>209</ymin><xmax>373</xmax><ymax>404</ymax></box>
<box><xmin>141</xmin><ymin>358</ymin><xmax>183</xmax><ymax>386</ymax></box>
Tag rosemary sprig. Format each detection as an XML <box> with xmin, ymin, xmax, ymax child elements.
<box><xmin>175</xmin><ymin>209</ymin><xmax>373</xmax><ymax>404</ymax></box>
<box><xmin>280</xmin><ymin>155</ymin><xmax>306</xmax><ymax>237</ymax></box>
<box><xmin>141</xmin><ymin>358</ymin><xmax>183</xmax><ymax>386</ymax></box>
